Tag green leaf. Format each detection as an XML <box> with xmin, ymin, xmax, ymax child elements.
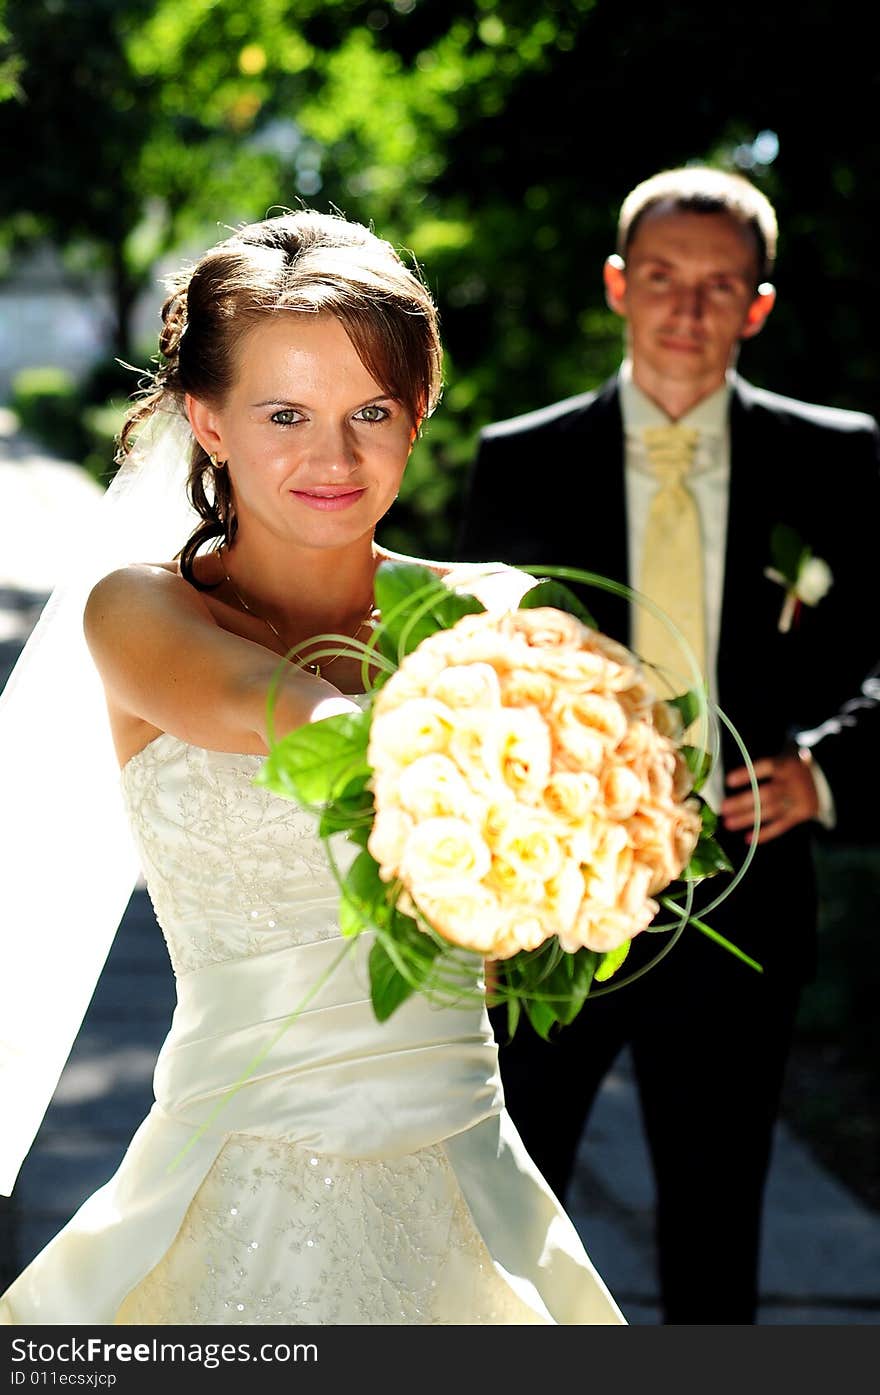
<box><xmin>518</xmin><ymin>579</ymin><xmax>597</xmax><ymax>628</ymax></box>
<box><xmin>770</xmin><ymin>523</ymin><xmax>810</xmax><ymax>583</ymax></box>
<box><xmin>682</xmin><ymin>832</ymin><xmax>734</xmax><ymax>882</ymax></box>
<box><xmin>553</xmin><ymin>948</ymin><xmax>599</xmax><ymax>1023</ymax></box>
<box><xmin>316</xmin><ymin>783</ymin><xmax>374</xmax><ymax>839</ymax></box>
<box><xmin>342</xmin><ymin>822</ymin><xmax>373</xmax><ymax>850</ymax></box>
<box><xmin>338</xmin><ymin>857</ymin><xmax>449</xmax><ymax>1018</ymax></box>
<box><xmin>373</xmin><ymin>561</ymin><xmax>483</xmax><ymax>663</ymax></box>
<box><xmin>255</xmin><ymin>710</ymin><xmax>371</xmax><ymax>807</ymax></box>
<box><xmin>339</xmin><ymin>888</ymin><xmax>369</xmax><ymax>939</ymax></box>
<box><xmin>485</xmin><ymin>962</ymin><xmax>521</xmax><ymax>1043</ymax></box>
<box><xmin>513</xmin><ymin>945</ymin><xmax>598</xmax><ymax>1038</ymax></box>
<box><xmin>667</xmin><ymin>689</ymin><xmax>702</xmax><ymax>729</ymax></box>
<box><xmin>369</xmin><ymin>919</ymin><xmax>443</xmax><ymax>1022</ymax></box>
<box><xmin>680</xmin><ymin>744</ymin><xmax>713</xmax><ymax>792</ymax></box>
<box><xmin>504</xmin><ymin>995</ymin><xmax>521</xmax><ymax>1043</ymax></box>
<box><xmin>338</xmin><ymin>850</ymin><xmax>390</xmax><ymax>937</ymax></box>
<box><xmin>368</xmin><ymin>937</ymin><xmax>418</xmax><ymax>1021</ymax></box>
<box><xmin>523</xmin><ymin>994</ymin><xmax>558</xmax><ymax>1041</ymax></box>
<box><xmin>595</xmin><ymin>939</ymin><xmax>631</xmax><ymax>982</ymax></box>
<box><xmin>698</xmin><ymin>800</ymin><xmax>718</xmax><ymax>837</ymax></box>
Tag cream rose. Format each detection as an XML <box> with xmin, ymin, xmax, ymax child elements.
<box><xmin>489</xmin><ymin>806</ymin><xmax>565</xmax><ymax>883</ymax></box>
<box><xmin>414</xmin><ymin>885</ymin><xmax>506</xmax><ymax>954</ymax></box>
<box><xmin>446</xmin><ymin>709</ymin><xmax>507</xmax><ymax>797</ymax></box>
<box><xmin>397</xmin><ymin>753</ymin><xmax>481</xmax><ymax>823</ymax></box>
<box><xmin>563</xmin><ymin>899</ymin><xmax>657</xmax><ymax>954</ymax></box>
<box><xmin>505</xmin><ymin>606</ymin><xmax>587</xmax><ymax>651</ymax></box>
<box><xmin>398</xmin><ymin>816</ymin><xmax>492</xmax><ymax>894</ymax></box>
<box><xmin>499</xmin><ymin>667</ymin><xmax>557</xmax><ymax>710</ymax></box>
<box><xmin>543</xmin><ymin>771</ymin><xmax>600</xmax><ymax>821</ymax></box>
<box><xmin>601</xmin><ymin>764</ymin><xmax>644</xmax><ymax>819</ymax></box>
<box><xmin>544</xmin><ymin>858</ymin><xmax>586</xmax><ymax>937</ymax></box>
<box><xmin>368</xmin><ymin>697</ymin><xmax>454</xmax><ymax>766</ymax></box>
<box><xmin>552</xmin><ymin>713</ymin><xmax>607</xmax><ymax>773</ymax></box>
<box><xmin>367</xmin><ymin>806</ymin><xmax>414</xmax><ymax>879</ymax></box>
<box><xmin>528</xmin><ymin>645</ymin><xmax>616</xmax><ymax>686</ymax></box>
<box><xmin>485</xmin><ymin>853</ymin><xmax>545</xmax><ymax>909</ymax></box>
<box><xmin>497</xmin><ymin>707</ymin><xmax>553</xmax><ymax>803</ymax></box>
<box><xmin>428</xmin><ymin>662</ymin><xmax>502</xmax><ymax>710</ymax></box>
<box><xmin>489</xmin><ymin>914</ymin><xmax>551</xmax><ymax>959</ymax></box>
<box><xmin>367</xmin><ymin>602</ymin><xmax>701</xmax><ymax>963</ymax></box>
<box><xmin>556</xmin><ymin>692</ymin><xmax>629</xmax><ymax>745</ymax></box>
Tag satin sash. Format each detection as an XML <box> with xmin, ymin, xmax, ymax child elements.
<box><xmin>154</xmin><ymin>933</ymin><xmax>504</xmax><ymax>1158</ymax></box>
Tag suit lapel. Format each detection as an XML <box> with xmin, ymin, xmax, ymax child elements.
<box><xmin>719</xmin><ymin>377</ymin><xmax>790</xmax><ymax>742</ymax></box>
<box><xmin>558</xmin><ymin>378</ymin><xmax>629</xmax><ymax>640</ymax></box>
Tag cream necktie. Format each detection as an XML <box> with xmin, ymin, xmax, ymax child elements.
<box><xmin>633</xmin><ymin>423</ymin><xmax>706</xmax><ymax>695</ymax></box>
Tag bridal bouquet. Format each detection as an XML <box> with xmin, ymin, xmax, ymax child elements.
<box><xmin>256</xmin><ymin>562</ymin><xmax>754</xmax><ymax>1038</ymax></box>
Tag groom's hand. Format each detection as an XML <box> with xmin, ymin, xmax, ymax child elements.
<box><xmin>721</xmin><ymin>748</ymin><xmax>820</xmax><ymax>844</ymax></box>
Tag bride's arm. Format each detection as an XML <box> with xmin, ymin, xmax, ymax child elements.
<box><xmin>84</xmin><ymin>564</ymin><xmax>357</xmax><ymax>756</ymax></box>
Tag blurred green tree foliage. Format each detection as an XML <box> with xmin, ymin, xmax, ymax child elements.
<box><xmin>0</xmin><ymin>0</ymin><xmax>22</xmax><ymax>102</ymax></box>
<box><xmin>2</xmin><ymin>2</ymin><xmax>878</xmax><ymax>553</ymax></box>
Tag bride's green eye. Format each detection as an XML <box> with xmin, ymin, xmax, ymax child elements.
<box><xmin>355</xmin><ymin>404</ymin><xmax>389</xmax><ymax>423</ymax></box>
<box><xmin>271</xmin><ymin>409</ymin><xmax>302</xmax><ymax>426</ymax></box>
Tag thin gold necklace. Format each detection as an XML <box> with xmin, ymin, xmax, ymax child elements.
<box><xmin>218</xmin><ymin>545</ymin><xmax>378</xmax><ymax>679</ymax></box>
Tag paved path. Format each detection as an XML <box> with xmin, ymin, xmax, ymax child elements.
<box><xmin>1</xmin><ymin>418</ymin><xmax>878</xmax><ymax>1323</ymax></box>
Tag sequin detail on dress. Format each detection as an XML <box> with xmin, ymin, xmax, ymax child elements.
<box><xmin>118</xmin><ymin>1136</ymin><xmax>544</xmax><ymax>1325</ymax></box>
<box><xmin>121</xmin><ymin>734</ymin><xmax>353</xmax><ymax>975</ymax></box>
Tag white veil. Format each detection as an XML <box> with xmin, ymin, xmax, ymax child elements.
<box><xmin>0</xmin><ymin>405</ymin><xmax>200</xmax><ymax>1195</ymax></box>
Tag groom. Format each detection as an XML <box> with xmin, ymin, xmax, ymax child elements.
<box><xmin>456</xmin><ymin>167</ymin><xmax>880</xmax><ymax>1323</ymax></box>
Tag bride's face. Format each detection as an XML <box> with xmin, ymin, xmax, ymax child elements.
<box><xmin>188</xmin><ymin>313</ymin><xmax>416</xmax><ymax>550</ymax></box>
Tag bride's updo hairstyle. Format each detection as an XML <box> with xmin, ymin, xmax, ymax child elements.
<box><xmin>119</xmin><ymin>210</ymin><xmax>443</xmax><ymax>584</ymax></box>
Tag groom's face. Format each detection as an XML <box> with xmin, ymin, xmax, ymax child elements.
<box><xmin>605</xmin><ymin>205</ymin><xmax>774</xmax><ymax>397</ymax></box>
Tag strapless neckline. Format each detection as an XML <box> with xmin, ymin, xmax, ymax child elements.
<box><xmin>120</xmin><ymin>692</ymin><xmax>372</xmax><ymax>779</ymax></box>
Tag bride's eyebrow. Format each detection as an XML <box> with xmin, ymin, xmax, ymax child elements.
<box><xmin>251</xmin><ymin>394</ymin><xmax>400</xmax><ymax>407</ymax></box>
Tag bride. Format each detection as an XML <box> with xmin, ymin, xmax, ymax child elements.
<box><xmin>0</xmin><ymin>210</ymin><xmax>623</xmax><ymax>1325</ymax></box>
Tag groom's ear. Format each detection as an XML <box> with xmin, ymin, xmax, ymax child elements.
<box><xmin>740</xmin><ymin>282</ymin><xmax>776</xmax><ymax>340</ymax></box>
<box><xmin>603</xmin><ymin>255</ymin><xmax>628</xmax><ymax>317</ymax></box>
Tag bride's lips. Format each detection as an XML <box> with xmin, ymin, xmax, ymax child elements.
<box><xmin>290</xmin><ymin>487</ymin><xmax>367</xmax><ymax>512</ymax></box>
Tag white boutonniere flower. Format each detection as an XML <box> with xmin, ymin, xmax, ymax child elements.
<box><xmin>764</xmin><ymin>524</ymin><xmax>833</xmax><ymax>633</ymax></box>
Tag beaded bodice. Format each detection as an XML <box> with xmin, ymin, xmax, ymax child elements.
<box><xmin>120</xmin><ymin>730</ymin><xmax>357</xmax><ymax>977</ymax></box>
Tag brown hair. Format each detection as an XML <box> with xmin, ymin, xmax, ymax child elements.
<box><xmin>119</xmin><ymin>210</ymin><xmax>443</xmax><ymax>583</ymax></box>
<box><xmin>616</xmin><ymin>167</ymin><xmax>778</xmax><ymax>286</ymax></box>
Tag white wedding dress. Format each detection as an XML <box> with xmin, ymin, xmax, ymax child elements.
<box><xmin>0</xmin><ymin>711</ymin><xmax>624</xmax><ymax>1326</ymax></box>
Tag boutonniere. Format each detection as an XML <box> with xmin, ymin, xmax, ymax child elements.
<box><xmin>764</xmin><ymin>524</ymin><xmax>833</xmax><ymax>633</ymax></box>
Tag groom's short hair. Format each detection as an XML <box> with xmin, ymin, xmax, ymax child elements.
<box><xmin>617</xmin><ymin>167</ymin><xmax>778</xmax><ymax>285</ymax></box>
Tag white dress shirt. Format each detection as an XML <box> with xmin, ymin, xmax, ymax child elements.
<box><xmin>618</xmin><ymin>360</ymin><xmax>833</xmax><ymax>824</ymax></box>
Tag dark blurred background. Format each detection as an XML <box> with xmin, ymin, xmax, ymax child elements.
<box><xmin>0</xmin><ymin>0</ymin><xmax>877</xmax><ymax>1228</ymax></box>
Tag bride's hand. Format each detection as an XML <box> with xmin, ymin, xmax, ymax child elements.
<box><xmin>310</xmin><ymin>691</ymin><xmax>365</xmax><ymax>723</ymax></box>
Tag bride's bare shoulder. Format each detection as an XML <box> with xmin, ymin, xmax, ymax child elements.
<box><xmin>84</xmin><ymin>561</ymin><xmax>211</xmax><ymax>634</ymax></box>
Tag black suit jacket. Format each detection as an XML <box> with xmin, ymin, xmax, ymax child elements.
<box><xmin>798</xmin><ymin>668</ymin><xmax>880</xmax><ymax>842</ymax></box>
<box><xmin>456</xmin><ymin>374</ymin><xmax>880</xmax><ymax>980</ymax></box>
